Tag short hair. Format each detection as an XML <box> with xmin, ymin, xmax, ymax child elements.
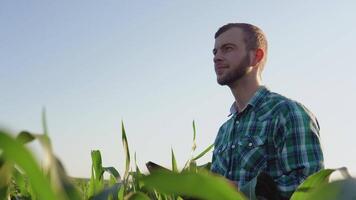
<box><xmin>215</xmin><ymin>23</ymin><xmax>268</xmax><ymax>69</ymax></box>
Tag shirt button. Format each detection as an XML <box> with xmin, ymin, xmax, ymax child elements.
<box><xmin>248</xmin><ymin>142</ymin><xmax>253</xmax><ymax>147</ymax></box>
<box><xmin>228</xmin><ymin>171</ymin><xmax>232</xmax><ymax>175</ymax></box>
<box><xmin>235</xmin><ymin>121</ymin><xmax>239</xmax><ymax>125</ymax></box>
<box><xmin>231</xmin><ymin>144</ymin><xmax>235</xmax><ymax>149</ymax></box>
<box><xmin>218</xmin><ymin>149</ymin><xmax>221</xmax><ymax>153</ymax></box>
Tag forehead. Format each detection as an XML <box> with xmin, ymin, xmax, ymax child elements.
<box><xmin>214</xmin><ymin>27</ymin><xmax>245</xmax><ymax>48</ymax></box>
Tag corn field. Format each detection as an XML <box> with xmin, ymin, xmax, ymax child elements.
<box><xmin>0</xmin><ymin>114</ymin><xmax>355</xmax><ymax>200</ymax></box>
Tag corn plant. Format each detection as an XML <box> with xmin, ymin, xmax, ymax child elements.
<box><xmin>1</xmin><ymin>113</ymin><xmax>356</xmax><ymax>200</ymax></box>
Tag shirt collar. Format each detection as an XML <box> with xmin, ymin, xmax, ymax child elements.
<box><xmin>228</xmin><ymin>85</ymin><xmax>269</xmax><ymax>116</ymax></box>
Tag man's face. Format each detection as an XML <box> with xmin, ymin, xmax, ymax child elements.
<box><xmin>213</xmin><ymin>27</ymin><xmax>251</xmax><ymax>86</ymax></box>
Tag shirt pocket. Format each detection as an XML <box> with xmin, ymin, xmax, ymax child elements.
<box><xmin>211</xmin><ymin>143</ymin><xmax>229</xmax><ymax>172</ymax></box>
<box><xmin>237</xmin><ymin>135</ymin><xmax>267</xmax><ymax>173</ymax></box>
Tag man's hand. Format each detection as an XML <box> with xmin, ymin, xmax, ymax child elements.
<box><xmin>255</xmin><ymin>172</ymin><xmax>281</xmax><ymax>200</ymax></box>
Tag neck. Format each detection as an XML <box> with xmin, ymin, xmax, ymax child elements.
<box><xmin>229</xmin><ymin>75</ymin><xmax>261</xmax><ymax>112</ymax></box>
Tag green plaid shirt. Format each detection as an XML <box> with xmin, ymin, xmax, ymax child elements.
<box><xmin>211</xmin><ymin>86</ymin><xmax>324</xmax><ymax>198</ymax></box>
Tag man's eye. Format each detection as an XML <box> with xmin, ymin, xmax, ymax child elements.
<box><xmin>222</xmin><ymin>46</ymin><xmax>233</xmax><ymax>53</ymax></box>
<box><xmin>225</xmin><ymin>46</ymin><xmax>233</xmax><ymax>51</ymax></box>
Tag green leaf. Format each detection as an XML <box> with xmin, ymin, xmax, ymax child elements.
<box><xmin>0</xmin><ymin>131</ymin><xmax>57</xmax><ymax>200</ymax></box>
<box><xmin>134</xmin><ymin>152</ymin><xmax>141</xmax><ymax>175</ymax></box>
<box><xmin>124</xmin><ymin>191</ymin><xmax>151</xmax><ymax>200</ymax></box>
<box><xmin>121</xmin><ymin>121</ymin><xmax>131</xmax><ymax>180</ymax></box>
<box><xmin>12</xmin><ymin>168</ymin><xmax>29</xmax><ymax>197</ymax></box>
<box><xmin>171</xmin><ymin>148</ymin><xmax>178</xmax><ymax>173</ymax></box>
<box><xmin>190</xmin><ymin>160</ymin><xmax>198</xmax><ymax>171</ymax></box>
<box><xmin>192</xmin><ymin>144</ymin><xmax>214</xmax><ymax>161</ymax></box>
<box><xmin>338</xmin><ymin>167</ymin><xmax>352</xmax><ymax>179</ymax></box>
<box><xmin>88</xmin><ymin>150</ymin><xmax>104</xmax><ymax>197</ymax></box>
<box><xmin>118</xmin><ymin>186</ymin><xmax>124</xmax><ymax>200</ymax></box>
<box><xmin>51</xmin><ymin>156</ymin><xmax>82</xmax><ymax>200</ymax></box>
<box><xmin>103</xmin><ymin>167</ymin><xmax>121</xmax><ymax>181</ymax></box>
<box><xmin>15</xmin><ymin>130</ymin><xmax>81</xmax><ymax>200</ymax></box>
<box><xmin>16</xmin><ymin>131</ymin><xmax>36</xmax><ymax>144</ymax></box>
<box><xmin>16</xmin><ymin>131</ymin><xmax>53</xmax><ymax>173</ymax></box>
<box><xmin>92</xmin><ymin>150</ymin><xmax>104</xmax><ymax>181</ymax></box>
<box><xmin>291</xmin><ymin>168</ymin><xmax>336</xmax><ymax>200</ymax></box>
<box><xmin>305</xmin><ymin>178</ymin><xmax>356</xmax><ymax>200</ymax></box>
<box><xmin>42</xmin><ymin>107</ymin><xmax>49</xmax><ymax>135</ymax></box>
<box><xmin>192</xmin><ymin>120</ymin><xmax>197</xmax><ymax>152</ymax></box>
<box><xmin>91</xmin><ymin>183</ymin><xmax>123</xmax><ymax>200</ymax></box>
<box><xmin>133</xmin><ymin>152</ymin><xmax>143</xmax><ymax>191</ymax></box>
<box><xmin>141</xmin><ymin>170</ymin><xmax>247</xmax><ymax>200</ymax></box>
<box><xmin>197</xmin><ymin>162</ymin><xmax>212</xmax><ymax>171</ymax></box>
<box><xmin>0</xmin><ymin>158</ymin><xmax>11</xmax><ymax>200</ymax></box>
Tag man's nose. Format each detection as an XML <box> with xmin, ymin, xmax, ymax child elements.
<box><xmin>214</xmin><ymin>51</ymin><xmax>223</xmax><ymax>64</ymax></box>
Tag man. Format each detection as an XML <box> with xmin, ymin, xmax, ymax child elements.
<box><xmin>210</xmin><ymin>23</ymin><xmax>324</xmax><ymax>200</ymax></box>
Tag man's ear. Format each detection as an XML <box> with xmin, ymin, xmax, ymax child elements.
<box><xmin>251</xmin><ymin>48</ymin><xmax>264</xmax><ymax>67</ymax></box>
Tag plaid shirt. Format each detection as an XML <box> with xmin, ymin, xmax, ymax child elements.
<box><xmin>211</xmin><ymin>86</ymin><xmax>324</xmax><ymax>198</ymax></box>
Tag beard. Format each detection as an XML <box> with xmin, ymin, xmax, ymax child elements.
<box><xmin>217</xmin><ymin>54</ymin><xmax>251</xmax><ymax>86</ymax></box>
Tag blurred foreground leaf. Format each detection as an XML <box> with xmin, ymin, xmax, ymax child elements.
<box><xmin>16</xmin><ymin>130</ymin><xmax>81</xmax><ymax>200</ymax></box>
<box><xmin>0</xmin><ymin>130</ymin><xmax>57</xmax><ymax>200</ymax></box>
<box><xmin>124</xmin><ymin>191</ymin><xmax>150</xmax><ymax>200</ymax></box>
<box><xmin>305</xmin><ymin>178</ymin><xmax>356</xmax><ymax>200</ymax></box>
<box><xmin>141</xmin><ymin>170</ymin><xmax>247</xmax><ymax>200</ymax></box>
<box><xmin>0</xmin><ymin>155</ymin><xmax>11</xmax><ymax>199</ymax></box>
<box><xmin>291</xmin><ymin>168</ymin><xmax>351</xmax><ymax>200</ymax></box>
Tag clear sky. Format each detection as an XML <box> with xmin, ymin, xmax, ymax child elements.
<box><xmin>1</xmin><ymin>1</ymin><xmax>356</xmax><ymax>178</ymax></box>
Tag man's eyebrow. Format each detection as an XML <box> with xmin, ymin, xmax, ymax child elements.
<box><xmin>213</xmin><ymin>43</ymin><xmax>237</xmax><ymax>54</ymax></box>
<box><xmin>221</xmin><ymin>43</ymin><xmax>237</xmax><ymax>48</ymax></box>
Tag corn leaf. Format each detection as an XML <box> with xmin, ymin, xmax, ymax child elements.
<box><xmin>12</xmin><ymin>168</ymin><xmax>29</xmax><ymax>197</ymax></box>
<box><xmin>103</xmin><ymin>167</ymin><xmax>121</xmax><ymax>181</ymax></box>
<box><xmin>16</xmin><ymin>131</ymin><xmax>53</xmax><ymax>173</ymax></box>
<box><xmin>192</xmin><ymin>144</ymin><xmax>214</xmax><ymax>161</ymax></box>
<box><xmin>132</xmin><ymin>152</ymin><xmax>143</xmax><ymax>191</ymax></box>
<box><xmin>118</xmin><ymin>186</ymin><xmax>124</xmax><ymax>200</ymax></box>
<box><xmin>0</xmin><ymin>131</ymin><xmax>57</xmax><ymax>200</ymax></box>
<box><xmin>141</xmin><ymin>169</ymin><xmax>247</xmax><ymax>200</ymax></box>
<box><xmin>124</xmin><ymin>191</ymin><xmax>150</xmax><ymax>200</ymax></box>
<box><xmin>92</xmin><ymin>150</ymin><xmax>104</xmax><ymax>181</ymax></box>
<box><xmin>291</xmin><ymin>168</ymin><xmax>336</xmax><ymax>200</ymax></box>
<box><xmin>197</xmin><ymin>162</ymin><xmax>212</xmax><ymax>171</ymax></box>
<box><xmin>52</xmin><ymin>156</ymin><xmax>82</xmax><ymax>200</ymax></box>
<box><xmin>88</xmin><ymin>150</ymin><xmax>105</xmax><ymax>197</ymax></box>
<box><xmin>16</xmin><ymin>130</ymin><xmax>80</xmax><ymax>200</ymax></box>
<box><xmin>338</xmin><ymin>167</ymin><xmax>352</xmax><ymax>179</ymax></box>
<box><xmin>305</xmin><ymin>178</ymin><xmax>356</xmax><ymax>200</ymax></box>
<box><xmin>0</xmin><ymin>157</ymin><xmax>11</xmax><ymax>200</ymax></box>
<box><xmin>91</xmin><ymin>183</ymin><xmax>122</xmax><ymax>200</ymax></box>
<box><xmin>42</xmin><ymin>107</ymin><xmax>49</xmax><ymax>135</ymax></box>
<box><xmin>171</xmin><ymin>148</ymin><xmax>178</xmax><ymax>173</ymax></box>
<box><xmin>121</xmin><ymin>121</ymin><xmax>131</xmax><ymax>180</ymax></box>
<box><xmin>192</xmin><ymin>120</ymin><xmax>197</xmax><ymax>152</ymax></box>
<box><xmin>16</xmin><ymin>131</ymin><xmax>36</xmax><ymax>144</ymax></box>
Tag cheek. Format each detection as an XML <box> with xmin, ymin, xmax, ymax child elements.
<box><xmin>226</xmin><ymin>54</ymin><xmax>241</xmax><ymax>65</ymax></box>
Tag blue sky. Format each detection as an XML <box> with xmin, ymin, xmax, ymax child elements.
<box><xmin>1</xmin><ymin>1</ymin><xmax>356</xmax><ymax>178</ymax></box>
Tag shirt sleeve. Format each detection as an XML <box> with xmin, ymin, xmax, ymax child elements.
<box><xmin>274</xmin><ymin>101</ymin><xmax>324</xmax><ymax>198</ymax></box>
<box><xmin>240</xmin><ymin>102</ymin><xmax>324</xmax><ymax>199</ymax></box>
<box><xmin>211</xmin><ymin>122</ymin><xmax>230</xmax><ymax>175</ymax></box>
<box><xmin>239</xmin><ymin>177</ymin><xmax>258</xmax><ymax>199</ymax></box>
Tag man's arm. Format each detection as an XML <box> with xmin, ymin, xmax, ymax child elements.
<box><xmin>240</xmin><ymin>102</ymin><xmax>324</xmax><ymax>199</ymax></box>
<box><xmin>274</xmin><ymin>102</ymin><xmax>324</xmax><ymax>198</ymax></box>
